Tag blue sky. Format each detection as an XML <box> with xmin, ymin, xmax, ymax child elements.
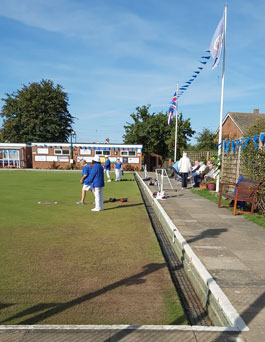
<box><xmin>0</xmin><ymin>0</ymin><xmax>264</xmax><ymax>144</ymax></box>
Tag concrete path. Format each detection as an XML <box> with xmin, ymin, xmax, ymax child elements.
<box><xmin>148</xmin><ymin>176</ymin><xmax>265</xmax><ymax>342</ymax></box>
<box><xmin>0</xmin><ymin>175</ymin><xmax>264</xmax><ymax>342</ymax></box>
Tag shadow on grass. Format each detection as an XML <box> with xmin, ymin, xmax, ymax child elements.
<box><xmin>103</xmin><ymin>203</ymin><xmax>144</xmax><ymax>210</ymax></box>
<box><xmin>0</xmin><ymin>263</ymin><xmax>166</xmax><ymax>325</ymax></box>
<box><xmin>0</xmin><ymin>303</ymin><xmax>14</xmax><ymax>310</ymax></box>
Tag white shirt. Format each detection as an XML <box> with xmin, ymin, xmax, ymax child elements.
<box><xmin>198</xmin><ymin>164</ymin><xmax>206</xmax><ymax>173</ymax></box>
<box><xmin>178</xmin><ymin>156</ymin><xmax>192</xmax><ymax>173</ymax></box>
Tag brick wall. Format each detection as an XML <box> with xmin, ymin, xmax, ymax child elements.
<box><xmin>222</xmin><ymin>116</ymin><xmax>242</xmax><ymax>140</ymax></box>
<box><xmin>32</xmin><ymin>145</ymin><xmax>142</xmax><ymax>170</ymax></box>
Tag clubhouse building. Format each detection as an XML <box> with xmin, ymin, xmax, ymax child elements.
<box><xmin>0</xmin><ymin>142</ymin><xmax>143</xmax><ymax>171</ymax></box>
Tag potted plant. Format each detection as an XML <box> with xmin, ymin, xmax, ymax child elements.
<box><xmin>207</xmin><ymin>179</ymin><xmax>216</xmax><ymax>191</ymax></box>
<box><xmin>199</xmin><ymin>180</ymin><xmax>207</xmax><ymax>190</ymax></box>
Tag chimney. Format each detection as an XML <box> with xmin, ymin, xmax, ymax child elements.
<box><xmin>253</xmin><ymin>109</ymin><xmax>260</xmax><ymax>114</ymax></box>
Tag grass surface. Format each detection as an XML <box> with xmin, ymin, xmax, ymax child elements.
<box><xmin>192</xmin><ymin>189</ymin><xmax>265</xmax><ymax>228</ymax></box>
<box><xmin>0</xmin><ymin>170</ymin><xmax>187</xmax><ymax>325</ymax></box>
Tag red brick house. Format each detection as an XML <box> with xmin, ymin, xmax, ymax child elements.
<box><xmin>218</xmin><ymin>109</ymin><xmax>265</xmax><ymax>140</ymax></box>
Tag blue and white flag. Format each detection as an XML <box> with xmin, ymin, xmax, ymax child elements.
<box><xmin>210</xmin><ymin>12</ymin><xmax>225</xmax><ymax>70</ymax></box>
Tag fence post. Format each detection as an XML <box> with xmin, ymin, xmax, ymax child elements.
<box><xmin>235</xmin><ymin>148</ymin><xmax>241</xmax><ymax>182</ymax></box>
<box><xmin>221</xmin><ymin>143</ymin><xmax>225</xmax><ymax>180</ymax></box>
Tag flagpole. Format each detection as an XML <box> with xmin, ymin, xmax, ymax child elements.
<box><xmin>174</xmin><ymin>83</ymin><xmax>179</xmax><ymax>162</ymax></box>
<box><xmin>216</xmin><ymin>3</ymin><xmax>227</xmax><ymax>193</ymax></box>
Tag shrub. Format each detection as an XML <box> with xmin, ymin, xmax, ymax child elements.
<box><xmin>242</xmin><ymin>117</ymin><xmax>265</xmax><ymax>213</ymax></box>
<box><xmin>123</xmin><ymin>164</ymin><xmax>135</xmax><ymax>171</ymax></box>
<box><xmin>50</xmin><ymin>161</ymin><xmax>60</xmax><ymax>169</ymax></box>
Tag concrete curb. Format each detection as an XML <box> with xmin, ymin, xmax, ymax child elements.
<box><xmin>135</xmin><ymin>172</ymin><xmax>248</xmax><ymax>332</ymax></box>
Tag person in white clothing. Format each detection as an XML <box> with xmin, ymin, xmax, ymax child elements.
<box><xmin>178</xmin><ymin>152</ymin><xmax>192</xmax><ymax>189</ymax></box>
<box><xmin>114</xmin><ymin>158</ymin><xmax>123</xmax><ymax>181</ymax></box>
<box><xmin>104</xmin><ymin>157</ymin><xmax>111</xmax><ymax>182</ymax></box>
<box><xmin>87</xmin><ymin>155</ymin><xmax>105</xmax><ymax>211</ymax></box>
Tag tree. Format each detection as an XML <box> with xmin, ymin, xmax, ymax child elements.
<box><xmin>195</xmin><ymin>128</ymin><xmax>217</xmax><ymax>151</ymax></box>
<box><xmin>123</xmin><ymin>105</ymin><xmax>195</xmax><ymax>159</ymax></box>
<box><xmin>0</xmin><ymin>79</ymin><xmax>74</xmax><ymax>143</ymax></box>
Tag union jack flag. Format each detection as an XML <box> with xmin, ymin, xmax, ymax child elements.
<box><xmin>168</xmin><ymin>92</ymin><xmax>177</xmax><ymax>126</ymax></box>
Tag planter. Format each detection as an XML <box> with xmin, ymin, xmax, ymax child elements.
<box><xmin>207</xmin><ymin>183</ymin><xmax>216</xmax><ymax>191</ymax></box>
<box><xmin>200</xmin><ymin>184</ymin><xmax>207</xmax><ymax>190</ymax></box>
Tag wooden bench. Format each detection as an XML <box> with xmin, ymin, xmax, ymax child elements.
<box><xmin>218</xmin><ymin>177</ymin><xmax>261</xmax><ymax>215</ymax></box>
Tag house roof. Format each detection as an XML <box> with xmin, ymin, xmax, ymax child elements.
<box><xmin>227</xmin><ymin>112</ymin><xmax>265</xmax><ymax>134</ymax></box>
<box><xmin>217</xmin><ymin>110</ymin><xmax>265</xmax><ymax>135</ymax></box>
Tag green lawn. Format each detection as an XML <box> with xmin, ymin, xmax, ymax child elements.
<box><xmin>192</xmin><ymin>189</ymin><xmax>265</xmax><ymax>228</ymax></box>
<box><xmin>0</xmin><ymin>170</ymin><xmax>187</xmax><ymax>325</ymax></box>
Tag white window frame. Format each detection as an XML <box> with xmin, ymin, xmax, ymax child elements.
<box><xmin>54</xmin><ymin>149</ymin><xmax>70</xmax><ymax>155</ymax></box>
<box><xmin>121</xmin><ymin>151</ymin><xmax>129</xmax><ymax>156</ymax></box>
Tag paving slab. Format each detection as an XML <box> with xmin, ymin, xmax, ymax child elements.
<box><xmin>152</xmin><ymin>177</ymin><xmax>265</xmax><ymax>342</ymax></box>
<box><xmin>109</xmin><ymin>329</ymin><xmax>197</xmax><ymax>342</ymax></box>
<box><xmin>0</xmin><ymin>330</ymin><xmax>26</xmax><ymax>342</ymax></box>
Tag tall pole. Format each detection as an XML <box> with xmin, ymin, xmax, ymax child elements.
<box><xmin>174</xmin><ymin>83</ymin><xmax>179</xmax><ymax>162</ymax></box>
<box><xmin>216</xmin><ymin>4</ymin><xmax>227</xmax><ymax>193</ymax></box>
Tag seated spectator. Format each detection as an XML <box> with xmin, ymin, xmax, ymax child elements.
<box><xmin>188</xmin><ymin>160</ymin><xmax>200</xmax><ymax>183</ymax></box>
<box><xmin>193</xmin><ymin>161</ymin><xmax>210</xmax><ymax>187</ymax></box>
<box><xmin>191</xmin><ymin>161</ymin><xmax>206</xmax><ymax>183</ymax></box>
<box><xmin>191</xmin><ymin>160</ymin><xmax>200</xmax><ymax>173</ymax></box>
<box><xmin>169</xmin><ymin>160</ymin><xmax>181</xmax><ymax>180</ymax></box>
<box><xmin>204</xmin><ymin>163</ymin><xmax>218</xmax><ymax>182</ymax></box>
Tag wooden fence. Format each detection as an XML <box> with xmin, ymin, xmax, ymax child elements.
<box><xmin>221</xmin><ymin>149</ymin><xmax>244</xmax><ymax>183</ymax></box>
<box><xmin>186</xmin><ymin>151</ymin><xmax>216</xmax><ymax>164</ymax></box>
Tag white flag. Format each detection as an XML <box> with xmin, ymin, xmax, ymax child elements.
<box><xmin>209</xmin><ymin>12</ymin><xmax>225</xmax><ymax>70</ymax></box>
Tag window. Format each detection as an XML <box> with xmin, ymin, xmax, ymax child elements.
<box><xmin>95</xmin><ymin>151</ymin><xmax>103</xmax><ymax>155</ymax></box>
<box><xmin>121</xmin><ymin>151</ymin><xmax>128</xmax><ymax>156</ymax></box>
<box><xmin>103</xmin><ymin>150</ymin><xmax>110</xmax><ymax>156</ymax></box>
<box><xmin>129</xmin><ymin>151</ymin><xmax>136</xmax><ymax>156</ymax></box>
<box><xmin>54</xmin><ymin>149</ymin><xmax>70</xmax><ymax>155</ymax></box>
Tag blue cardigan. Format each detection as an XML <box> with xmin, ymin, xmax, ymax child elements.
<box><xmin>88</xmin><ymin>162</ymin><xmax>105</xmax><ymax>188</ymax></box>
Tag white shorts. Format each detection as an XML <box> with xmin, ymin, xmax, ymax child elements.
<box><xmin>82</xmin><ymin>185</ymin><xmax>91</xmax><ymax>191</ymax></box>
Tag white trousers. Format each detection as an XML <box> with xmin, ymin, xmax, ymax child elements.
<box><xmin>94</xmin><ymin>187</ymin><xmax>104</xmax><ymax>210</ymax></box>
<box><xmin>115</xmin><ymin>169</ymin><xmax>122</xmax><ymax>181</ymax></box>
<box><xmin>106</xmin><ymin>169</ymin><xmax>111</xmax><ymax>180</ymax></box>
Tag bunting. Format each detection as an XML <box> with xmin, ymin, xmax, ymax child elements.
<box><xmin>176</xmin><ymin>50</ymin><xmax>211</xmax><ymax>101</ymax></box>
<box><xmin>220</xmin><ymin>134</ymin><xmax>265</xmax><ymax>153</ymax></box>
